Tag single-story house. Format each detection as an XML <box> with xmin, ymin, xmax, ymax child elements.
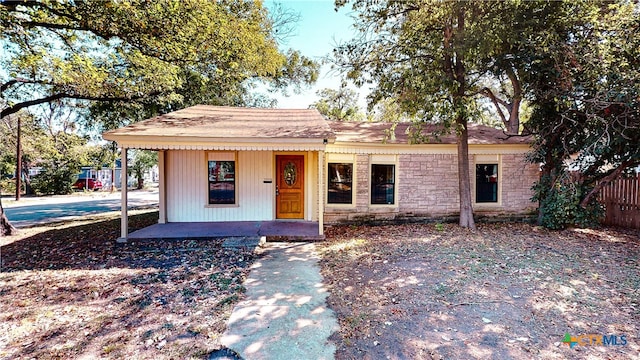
<box><xmin>103</xmin><ymin>105</ymin><xmax>539</xmax><ymax>240</ymax></box>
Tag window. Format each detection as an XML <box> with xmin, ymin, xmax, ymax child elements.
<box><xmin>328</xmin><ymin>163</ymin><xmax>353</xmax><ymax>204</ymax></box>
<box><xmin>476</xmin><ymin>164</ymin><xmax>498</xmax><ymax>203</ymax></box>
<box><xmin>208</xmin><ymin>160</ymin><xmax>235</xmax><ymax>204</ymax></box>
<box><xmin>371</xmin><ymin>164</ymin><xmax>395</xmax><ymax>205</ymax></box>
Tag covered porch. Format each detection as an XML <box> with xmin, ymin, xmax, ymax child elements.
<box><xmin>103</xmin><ymin>106</ymin><xmax>335</xmax><ymax>242</ymax></box>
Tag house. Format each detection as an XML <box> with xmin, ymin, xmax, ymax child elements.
<box><xmin>103</xmin><ymin>105</ymin><xmax>539</xmax><ymax>240</ymax></box>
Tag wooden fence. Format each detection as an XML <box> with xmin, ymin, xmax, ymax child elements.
<box><xmin>599</xmin><ymin>174</ymin><xmax>640</xmax><ymax>229</ymax></box>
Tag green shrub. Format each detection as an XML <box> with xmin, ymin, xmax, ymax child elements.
<box><xmin>0</xmin><ymin>178</ymin><xmax>16</xmax><ymax>196</ymax></box>
<box><xmin>30</xmin><ymin>163</ymin><xmax>77</xmax><ymax>195</ymax></box>
<box><xmin>532</xmin><ymin>173</ymin><xmax>603</xmax><ymax>230</ymax></box>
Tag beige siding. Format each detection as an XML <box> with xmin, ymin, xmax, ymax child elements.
<box><xmin>308</xmin><ymin>151</ymin><xmax>319</xmax><ymax>221</ymax></box>
<box><xmin>166</xmin><ymin>150</ymin><xmax>274</xmax><ymax>222</ymax></box>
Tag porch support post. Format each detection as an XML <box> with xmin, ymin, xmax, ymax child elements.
<box><xmin>158</xmin><ymin>150</ymin><xmax>167</xmax><ymax>224</ymax></box>
<box><xmin>318</xmin><ymin>150</ymin><xmax>324</xmax><ymax>236</ymax></box>
<box><xmin>118</xmin><ymin>147</ymin><xmax>128</xmax><ymax>243</ymax></box>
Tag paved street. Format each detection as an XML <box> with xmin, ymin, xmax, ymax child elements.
<box><xmin>2</xmin><ymin>189</ymin><xmax>158</xmax><ymax>228</ymax></box>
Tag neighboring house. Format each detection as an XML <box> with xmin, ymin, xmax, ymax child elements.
<box><xmin>103</xmin><ymin>105</ymin><xmax>539</xmax><ymax>237</ymax></box>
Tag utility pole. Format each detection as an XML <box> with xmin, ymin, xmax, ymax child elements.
<box><xmin>15</xmin><ymin>116</ymin><xmax>21</xmax><ymax>201</ymax></box>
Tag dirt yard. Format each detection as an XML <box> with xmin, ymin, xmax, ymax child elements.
<box><xmin>2</xmin><ymin>214</ymin><xmax>638</xmax><ymax>360</ymax></box>
<box><xmin>319</xmin><ymin>223</ymin><xmax>639</xmax><ymax>360</ymax></box>
<box><xmin>0</xmin><ymin>211</ymin><xmax>256</xmax><ymax>359</ymax></box>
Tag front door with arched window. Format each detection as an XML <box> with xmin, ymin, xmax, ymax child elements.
<box><xmin>276</xmin><ymin>155</ymin><xmax>304</xmax><ymax>219</ymax></box>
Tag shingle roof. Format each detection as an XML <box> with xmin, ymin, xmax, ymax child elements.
<box><xmin>103</xmin><ymin>105</ymin><xmax>334</xmax><ymax>140</ymax></box>
<box><xmin>328</xmin><ymin>121</ymin><xmax>531</xmax><ymax>145</ymax></box>
<box><xmin>103</xmin><ymin>105</ymin><xmax>530</xmax><ymax>147</ymax></box>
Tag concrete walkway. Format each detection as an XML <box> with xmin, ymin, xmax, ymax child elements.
<box><xmin>221</xmin><ymin>243</ymin><xmax>338</xmax><ymax>360</ymax></box>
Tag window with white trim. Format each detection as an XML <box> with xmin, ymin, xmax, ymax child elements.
<box><xmin>328</xmin><ymin>163</ymin><xmax>353</xmax><ymax>204</ymax></box>
<box><xmin>208</xmin><ymin>152</ymin><xmax>236</xmax><ymax>205</ymax></box>
<box><xmin>476</xmin><ymin>163</ymin><xmax>498</xmax><ymax>203</ymax></box>
<box><xmin>371</xmin><ymin>164</ymin><xmax>395</xmax><ymax>205</ymax></box>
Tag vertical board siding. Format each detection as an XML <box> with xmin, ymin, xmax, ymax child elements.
<box><xmin>166</xmin><ymin>150</ymin><xmax>273</xmax><ymax>222</ymax></box>
<box><xmin>600</xmin><ymin>174</ymin><xmax>640</xmax><ymax>229</ymax></box>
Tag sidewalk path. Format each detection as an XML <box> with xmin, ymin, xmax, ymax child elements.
<box><xmin>221</xmin><ymin>243</ymin><xmax>338</xmax><ymax>360</ymax></box>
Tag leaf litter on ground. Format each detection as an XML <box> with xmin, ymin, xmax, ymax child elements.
<box><xmin>319</xmin><ymin>222</ymin><xmax>640</xmax><ymax>360</ymax></box>
<box><xmin>0</xmin><ymin>210</ymin><xmax>258</xmax><ymax>359</ymax></box>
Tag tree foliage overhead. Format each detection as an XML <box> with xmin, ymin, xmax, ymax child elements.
<box><xmin>0</xmin><ymin>0</ymin><xmax>318</xmax><ymax>124</ymax></box>
<box><xmin>310</xmin><ymin>81</ymin><xmax>365</xmax><ymax>121</ymax></box>
<box><xmin>0</xmin><ymin>0</ymin><xmax>320</xmax><ymax>235</ymax></box>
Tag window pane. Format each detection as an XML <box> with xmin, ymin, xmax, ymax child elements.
<box><xmin>209</xmin><ymin>161</ymin><xmax>235</xmax><ymax>204</ymax></box>
<box><xmin>328</xmin><ymin>163</ymin><xmax>353</xmax><ymax>204</ymax></box>
<box><xmin>476</xmin><ymin>164</ymin><xmax>498</xmax><ymax>203</ymax></box>
<box><xmin>371</xmin><ymin>164</ymin><xmax>395</xmax><ymax>204</ymax></box>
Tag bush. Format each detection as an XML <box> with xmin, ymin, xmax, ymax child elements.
<box><xmin>30</xmin><ymin>164</ymin><xmax>77</xmax><ymax>195</ymax></box>
<box><xmin>532</xmin><ymin>173</ymin><xmax>603</xmax><ymax>230</ymax></box>
<box><xmin>0</xmin><ymin>178</ymin><xmax>16</xmax><ymax>196</ymax></box>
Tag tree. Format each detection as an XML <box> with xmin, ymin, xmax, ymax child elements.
<box><xmin>129</xmin><ymin>150</ymin><xmax>157</xmax><ymax>190</ymax></box>
<box><xmin>0</xmin><ymin>0</ymin><xmax>316</xmax><ymax>118</ymax></box>
<box><xmin>0</xmin><ymin>0</ymin><xmax>318</xmax><ymax>234</ymax></box>
<box><xmin>334</xmin><ymin>1</ymin><xmax>512</xmax><ymax>228</ymax></box>
<box><xmin>335</xmin><ymin>0</ymin><xmax>639</xmax><ymax>229</ymax></box>
<box><xmin>522</xmin><ymin>2</ymin><xmax>640</xmax><ymax>228</ymax></box>
<box><xmin>310</xmin><ymin>81</ymin><xmax>365</xmax><ymax>121</ymax></box>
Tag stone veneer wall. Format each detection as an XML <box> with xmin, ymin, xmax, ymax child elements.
<box><xmin>324</xmin><ymin>152</ymin><xmax>539</xmax><ymax>224</ymax></box>
<box><xmin>491</xmin><ymin>153</ymin><xmax>539</xmax><ymax>214</ymax></box>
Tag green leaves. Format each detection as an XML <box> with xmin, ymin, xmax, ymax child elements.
<box><xmin>1</xmin><ymin>0</ymin><xmax>319</xmax><ymax>123</ymax></box>
<box><xmin>311</xmin><ymin>81</ymin><xmax>365</xmax><ymax>121</ymax></box>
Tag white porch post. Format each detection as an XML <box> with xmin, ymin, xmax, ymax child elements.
<box><xmin>158</xmin><ymin>150</ymin><xmax>167</xmax><ymax>224</ymax></box>
<box><xmin>318</xmin><ymin>150</ymin><xmax>324</xmax><ymax>236</ymax></box>
<box><xmin>118</xmin><ymin>147</ymin><xmax>128</xmax><ymax>243</ymax></box>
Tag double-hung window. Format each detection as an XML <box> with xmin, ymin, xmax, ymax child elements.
<box><xmin>208</xmin><ymin>152</ymin><xmax>236</xmax><ymax>205</ymax></box>
<box><xmin>476</xmin><ymin>164</ymin><xmax>498</xmax><ymax>203</ymax></box>
<box><xmin>328</xmin><ymin>163</ymin><xmax>353</xmax><ymax>204</ymax></box>
<box><xmin>371</xmin><ymin>164</ymin><xmax>395</xmax><ymax>205</ymax></box>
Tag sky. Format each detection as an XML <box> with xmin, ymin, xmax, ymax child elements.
<box><xmin>263</xmin><ymin>0</ymin><xmax>368</xmax><ymax>109</ymax></box>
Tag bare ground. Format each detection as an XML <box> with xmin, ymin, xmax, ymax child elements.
<box><xmin>0</xmin><ymin>210</ymin><xmax>256</xmax><ymax>360</ymax></box>
<box><xmin>318</xmin><ymin>223</ymin><xmax>640</xmax><ymax>360</ymax></box>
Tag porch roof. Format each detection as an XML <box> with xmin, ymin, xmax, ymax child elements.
<box><xmin>102</xmin><ymin>105</ymin><xmax>335</xmax><ymax>151</ymax></box>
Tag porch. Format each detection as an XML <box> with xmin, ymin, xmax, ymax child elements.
<box><xmin>127</xmin><ymin>220</ymin><xmax>324</xmax><ymax>242</ymax></box>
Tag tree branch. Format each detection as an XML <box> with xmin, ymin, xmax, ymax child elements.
<box><xmin>1</xmin><ymin>91</ymin><xmax>161</xmax><ymax>119</ymax></box>
<box><xmin>2</xmin><ymin>78</ymin><xmax>53</xmax><ymax>94</ymax></box>
<box><xmin>580</xmin><ymin>160</ymin><xmax>638</xmax><ymax>208</ymax></box>
<box><xmin>505</xmin><ymin>67</ymin><xmax>522</xmax><ymax>134</ymax></box>
<box><xmin>0</xmin><ymin>80</ymin><xmax>19</xmax><ymax>94</ymax></box>
<box><xmin>481</xmin><ymin>87</ymin><xmax>509</xmax><ymax>125</ymax></box>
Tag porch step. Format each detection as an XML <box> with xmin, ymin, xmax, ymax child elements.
<box><xmin>264</xmin><ymin>235</ymin><xmax>326</xmax><ymax>242</ymax></box>
<box><xmin>222</xmin><ymin>236</ymin><xmax>266</xmax><ymax>250</ymax></box>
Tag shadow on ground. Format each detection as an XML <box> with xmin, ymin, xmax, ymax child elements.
<box><xmin>319</xmin><ymin>223</ymin><xmax>640</xmax><ymax>360</ymax></box>
<box><xmin>0</xmin><ymin>212</ymin><xmax>258</xmax><ymax>359</ymax></box>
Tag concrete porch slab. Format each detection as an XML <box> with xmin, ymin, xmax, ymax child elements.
<box><xmin>127</xmin><ymin>221</ymin><xmax>323</xmax><ymax>242</ymax></box>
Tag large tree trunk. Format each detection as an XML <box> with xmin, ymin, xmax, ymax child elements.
<box><xmin>451</xmin><ymin>7</ymin><xmax>476</xmax><ymax>230</ymax></box>
<box><xmin>0</xmin><ymin>197</ymin><xmax>17</xmax><ymax>236</ymax></box>
<box><xmin>457</xmin><ymin>118</ymin><xmax>476</xmax><ymax>229</ymax></box>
